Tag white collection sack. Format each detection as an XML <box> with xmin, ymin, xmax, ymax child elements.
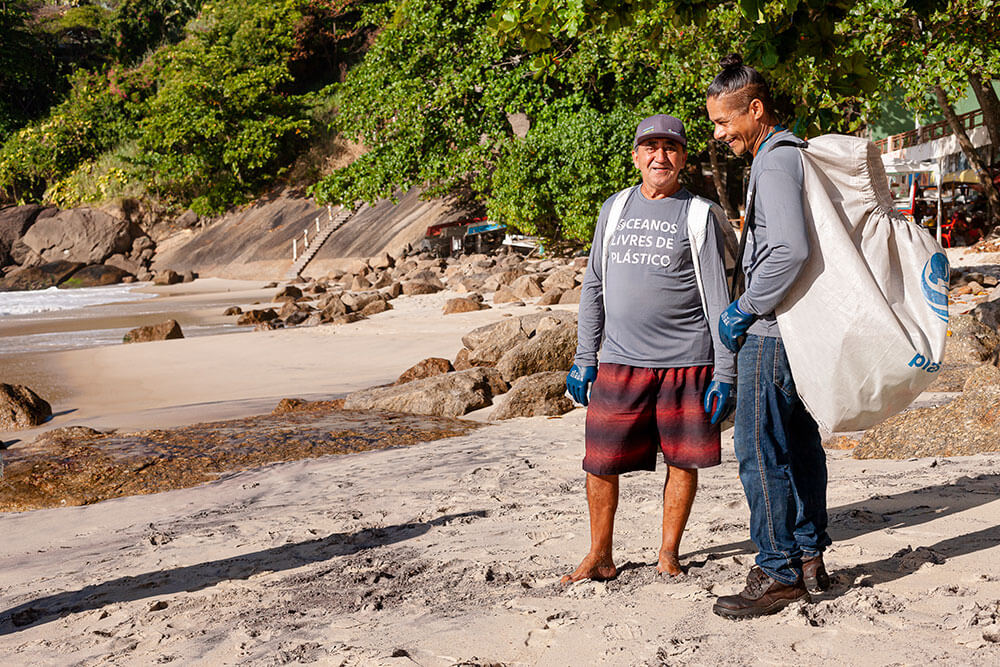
<box><xmin>771</xmin><ymin>134</ymin><xmax>949</xmax><ymax>432</ymax></box>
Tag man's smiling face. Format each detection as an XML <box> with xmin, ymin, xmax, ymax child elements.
<box><xmin>632</xmin><ymin>137</ymin><xmax>687</xmax><ymax>199</ymax></box>
<box><xmin>707</xmin><ymin>94</ymin><xmax>766</xmax><ymax>157</ymax></box>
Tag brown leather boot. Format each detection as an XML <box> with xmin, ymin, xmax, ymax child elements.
<box><xmin>713</xmin><ymin>566</ymin><xmax>809</xmax><ymax>619</ymax></box>
<box><xmin>802</xmin><ymin>554</ymin><xmax>830</xmax><ymax>594</ymax></box>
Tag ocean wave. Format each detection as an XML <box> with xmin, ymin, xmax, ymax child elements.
<box><xmin>0</xmin><ymin>284</ymin><xmax>150</xmax><ymax>316</ymax></box>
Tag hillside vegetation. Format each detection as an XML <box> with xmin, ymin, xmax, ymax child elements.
<box><xmin>1</xmin><ymin>0</ymin><xmax>997</xmax><ymax>244</ymax></box>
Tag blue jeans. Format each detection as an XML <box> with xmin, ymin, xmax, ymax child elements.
<box><xmin>734</xmin><ymin>334</ymin><xmax>831</xmax><ymax>585</ymax></box>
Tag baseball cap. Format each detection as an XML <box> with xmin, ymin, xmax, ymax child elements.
<box><xmin>633</xmin><ymin>114</ymin><xmax>687</xmax><ymax>149</ymax></box>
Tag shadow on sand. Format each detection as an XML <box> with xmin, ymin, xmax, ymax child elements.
<box><xmin>683</xmin><ymin>473</ymin><xmax>1000</xmax><ymax>588</ymax></box>
<box><xmin>0</xmin><ymin>510</ymin><xmax>486</xmax><ymax>635</ymax></box>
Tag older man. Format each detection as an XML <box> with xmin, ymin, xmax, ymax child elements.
<box><xmin>563</xmin><ymin>114</ymin><xmax>735</xmax><ymax>583</ymax></box>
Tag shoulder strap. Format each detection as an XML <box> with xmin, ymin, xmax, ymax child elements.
<box><xmin>686</xmin><ymin>196</ymin><xmax>712</xmax><ymax>321</ymax></box>
<box><xmin>730</xmin><ymin>190</ymin><xmax>755</xmax><ymax>301</ymax></box>
<box><xmin>601</xmin><ymin>186</ymin><xmax>638</xmax><ymax>311</ymax></box>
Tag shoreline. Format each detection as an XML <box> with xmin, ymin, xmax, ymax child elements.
<box><xmin>0</xmin><ymin>278</ymin><xmax>575</xmax><ymax>444</ymax></box>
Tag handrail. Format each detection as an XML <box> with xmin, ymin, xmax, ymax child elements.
<box><xmin>293</xmin><ymin>206</ymin><xmax>334</xmax><ymax>261</ymax></box>
<box><xmin>874</xmin><ymin>109</ymin><xmax>984</xmax><ymax>154</ymax></box>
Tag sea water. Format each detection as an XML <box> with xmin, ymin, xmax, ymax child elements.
<box><xmin>0</xmin><ymin>284</ymin><xmax>248</xmax><ymax>356</ymax></box>
<box><xmin>0</xmin><ymin>284</ymin><xmax>149</xmax><ymax>316</ymax></box>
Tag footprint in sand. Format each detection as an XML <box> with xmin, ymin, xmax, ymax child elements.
<box><xmin>603</xmin><ymin>623</ymin><xmax>643</xmax><ymax>640</ymax></box>
<box><xmin>524</xmin><ymin>611</ymin><xmax>578</xmax><ymax>648</ymax></box>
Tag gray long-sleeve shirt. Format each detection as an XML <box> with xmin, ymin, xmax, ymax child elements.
<box><xmin>737</xmin><ymin>129</ymin><xmax>810</xmax><ymax>338</ymax></box>
<box><xmin>574</xmin><ymin>187</ymin><xmax>736</xmax><ymax>383</ymax></box>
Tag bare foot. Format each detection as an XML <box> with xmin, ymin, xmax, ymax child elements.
<box><xmin>560</xmin><ymin>552</ymin><xmax>617</xmax><ymax>584</ymax></box>
<box><xmin>656</xmin><ymin>549</ymin><xmax>683</xmax><ymax>576</ymax></box>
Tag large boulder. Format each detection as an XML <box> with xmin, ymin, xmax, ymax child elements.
<box><xmin>928</xmin><ymin>314</ymin><xmax>1000</xmax><ymax>391</ymax></box>
<box><xmin>0</xmin><ymin>261</ymin><xmax>84</xmax><ymax>291</ymax></box>
<box><xmin>402</xmin><ymin>280</ymin><xmax>444</xmax><ymax>295</ymax></box>
<box><xmin>509</xmin><ymin>275</ymin><xmax>544</xmax><ymax>300</ymax></box>
<box><xmin>443</xmin><ymin>296</ymin><xmax>489</xmax><ymax>314</ymax></box>
<box><xmin>153</xmin><ymin>270</ymin><xmax>183</xmax><ymax>286</ymax></box>
<box><xmin>0</xmin><ymin>384</ymin><xmax>52</xmax><ymax>430</ymax></box>
<box><xmin>0</xmin><ymin>204</ymin><xmax>45</xmax><ymax>266</ymax></box>
<box><xmin>344</xmin><ymin>367</ymin><xmax>507</xmax><ymax>417</ymax></box>
<box><xmin>273</xmin><ymin>285</ymin><xmax>303</xmax><ymax>300</ymax></box>
<box><xmin>495</xmin><ymin>321</ymin><xmax>577</xmax><ymax>383</ymax></box>
<box><xmin>854</xmin><ymin>364</ymin><xmax>1000</xmax><ymax>459</ymax></box>
<box><xmin>59</xmin><ymin>264</ymin><xmax>132</xmax><ymax>288</ymax></box>
<box><xmin>396</xmin><ymin>357</ymin><xmax>454</xmax><ymax>385</ymax></box>
<box><xmin>237</xmin><ymin>309</ymin><xmax>279</xmax><ymax>325</ymax></box>
<box><xmin>490</xmin><ymin>371</ymin><xmax>574</xmax><ymax>420</ymax></box>
<box><xmin>559</xmin><ymin>286</ymin><xmax>582</xmax><ymax>304</ymax></box>
<box><xmin>542</xmin><ymin>268</ymin><xmax>578</xmax><ymax>291</ymax></box>
<box><xmin>123</xmin><ymin>320</ymin><xmax>184</xmax><ymax>344</ymax></box>
<box><xmin>341</xmin><ymin>291</ymin><xmax>382</xmax><ymax>312</ymax></box>
<box><xmin>360</xmin><ymin>299</ymin><xmax>392</xmax><ymax>316</ymax></box>
<box><xmin>970</xmin><ymin>298</ymin><xmax>1000</xmax><ymax>331</ymax></box>
<box><xmin>104</xmin><ymin>253</ymin><xmax>141</xmax><ymax>276</ymax></box>
<box><xmin>21</xmin><ymin>208</ymin><xmax>142</xmax><ymax>265</ymax></box>
<box><xmin>461</xmin><ymin>317</ymin><xmax>532</xmax><ymax>366</ymax></box>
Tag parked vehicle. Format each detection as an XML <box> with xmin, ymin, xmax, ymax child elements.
<box><xmin>421</xmin><ymin>217</ymin><xmax>506</xmax><ymax>256</ymax></box>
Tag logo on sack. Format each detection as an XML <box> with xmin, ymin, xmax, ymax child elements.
<box><xmin>908</xmin><ymin>353</ymin><xmax>940</xmax><ymax>373</ymax></box>
<box><xmin>920</xmin><ymin>252</ymin><xmax>950</xmax><ymax>322</ymax></box>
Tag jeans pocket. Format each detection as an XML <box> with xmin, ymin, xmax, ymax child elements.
<box><xmin>773</xmin><ymin>339</ymin><xmax>796</xmax><ymax>399</ymax></box>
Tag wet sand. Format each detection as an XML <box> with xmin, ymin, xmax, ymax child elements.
<box><xmin>0</xmin><ymin>401</ymin><xmax>478</xmax><ymax>512</ymax></box>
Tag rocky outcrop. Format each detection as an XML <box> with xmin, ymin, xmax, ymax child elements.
<box><xmin>462</xmin><ymin>317</ymin><xmax>532</xmax><ymax>366</ymax></box>
<box><xmin>0</xmin><ymin>384</ymin><xmax>52</xmax><ymax>430</ymax></box>
<box><xmin>396</xmin><ymin>357</ymin><xmax>454</xmax><ymax>385</ymax></box>
<box><xmin>344</xmin><ymin>367</ymin><xmax>507</xmax><ymax>417</ymax></box>
<box><xmin>928</xmin><ymin>314</ymin><xmax>1000</xmax><ymax>391</ymax></box>
<box><xmin>971</xmin><ymin>297</ymin><xmax>1000</xmax><ymax>331</ymax></box>
<box><xmin>855</xmin><ymin>364</ymin><xmax>1000</xmax><ymax>459</ymax></box>
<box><xmin>490</xmin><ymin>371</ymin><xmax>574</xmax><ymax>420</ymax></box>
<box><xmin>21</xmin><ymin>208</ymin><xmax>143</xmax><ymax>266</ymax></box>
<box><xmin>495</xmin><ymin>320</ymin><xmax>577</xmax><ymax>383</ymax></box>
<box><xmin>153</xmin><ymin>270</ymin><xmax>183</xmax><ymax>285</ymax></box>
<box><xmin>0</xmin><ymin>261</ymin><xmax>84</xmax><ymax>291</ymax></box>
<box><xmin>123</xmin><ymin>320</ymin><xmax>184</xmax><ymax>344</ymax></box>
<box><xmin>0</xmin><ymin>204</ymin><xmax>46</xmax><ymax>266</ymax></box>
<box><xmin>237</xmin><ymin>309</ymin><xmax>279</xmax><ymax>325</ymax></box>
<box><xmin>60</xmin><ymin>264</ymin><xmax>133</xmax><ymax>288</ymax></box>
<box><xmin>443</xmin><ymin>296</ymin><xmax>489</xmax><ymax>314</ymax></box>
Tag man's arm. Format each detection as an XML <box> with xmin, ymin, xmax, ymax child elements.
<box><xmin>574</xmin><ymin>200</ymin><xmax>612</xmax><ymax>367</ymax></box>
<box><xmin>737</xmin><ymin>151</ymin><xmax>810</xmax><ymax>317</ymax></box>
<box><xmin>701</xmin><ymin>209</ymin><xmax>737</xmax><ymax>382</ymax></box>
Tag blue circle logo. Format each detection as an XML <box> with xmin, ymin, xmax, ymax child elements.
<box><xmin>921</xmin><ymin>252</ymin><xmax>949</xmax><ymax>322</ymax></box>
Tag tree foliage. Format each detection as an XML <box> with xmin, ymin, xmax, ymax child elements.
<box><xmin>2</xmin><ymin>0</ymin><xmax>998</xmax><ymax>236</ymax></box>
<box><xmin>0</xmin><ymin>1</ymin><xmax>59</xmax><ymax>141</ymax></box>
<box><xmin>0</xmin><ymin>0</ymin><xmax>365</xmax><ymax>214</ymax></box>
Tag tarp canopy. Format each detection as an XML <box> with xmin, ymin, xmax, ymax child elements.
<box><xmin>882</xmin><ymin>157</ymin><xmax>941</xmax><ymax>177</ymax></box>
<box><xmin>943</xmin><ymin>168</ymin><xmax>980</xmax><ymax>184</ymax></box>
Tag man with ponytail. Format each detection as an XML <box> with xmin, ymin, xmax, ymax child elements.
<box><xmin>705</xmin><ymin>54</ymin><xmax>831</xmax><ymax>619</ymax></box>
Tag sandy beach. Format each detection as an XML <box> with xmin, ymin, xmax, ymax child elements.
<box><xmin>0</xmin><ymin>250</ymin><xmax>998</xmax><ymax>664</ymax></box>
<box><xmin>1</xmin><ymin>411</ymin><xmax>999</xmax><ymax>664</ymax></box>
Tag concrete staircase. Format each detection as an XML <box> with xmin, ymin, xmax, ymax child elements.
<box><xmin>284</xmin><ymin>208</ymin><xmax>354</xmax><ymax>280</ymax></box>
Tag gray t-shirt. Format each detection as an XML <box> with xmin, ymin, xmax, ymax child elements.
<box><xmin>574</xmin><ymin>187</ymin><xmax>736</xmax><ymax>383</ymax></box>
<box><xmin>737</xmin><ymin>130</ymin><xmax>810</xmax><ymax>338</ymax></box>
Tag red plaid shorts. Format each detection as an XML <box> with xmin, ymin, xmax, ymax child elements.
<box><xmin>583</xmin><ymin>363</ymin><xmax>721</xmax><ymax>474</ymax></box>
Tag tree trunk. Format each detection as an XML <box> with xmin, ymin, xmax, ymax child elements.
<box><xmin>933</xmin><ymin>84</ymin><xmax>1000</xmax><ymax>228</ymax></box>
<box><xmin>969</xmin><ymin>72</ymin><xmax>1000</xmax><ymax>162</ymax></box>
<box><xmin>708</xmin><ymin>140</ymin><xmax>739</xmax><ymax>220</ymax></box>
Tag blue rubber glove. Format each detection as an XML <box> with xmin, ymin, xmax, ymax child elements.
<box><xmin>718</xmin><ymin>300</ymin><xmax>756</xmax><ymax>352</ymax></box>
<box><xmin>566</xmin><ymin>364</ymin><xmax>598</xmax><ymax>406</ymax></box>
<box><xmin>703</xmin><ymin>381</ymin><xmax>734</xmax><ymax>425</ymax></box>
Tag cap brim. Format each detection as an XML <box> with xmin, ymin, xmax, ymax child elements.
<box><xmin>633</xmin><ymin>132</ymin><xmax>687</xmax><ymax>148</ymax></box>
